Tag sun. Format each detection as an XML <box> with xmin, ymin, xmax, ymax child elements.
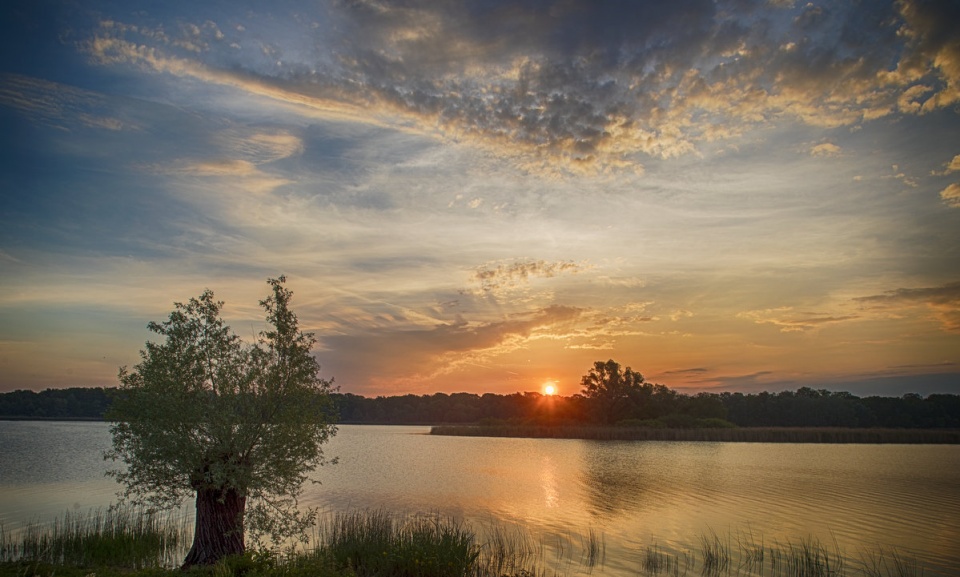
<box><xmin>543</xmin><ymin>382</ymin><xmax>557</xmax><ymax>396</ymax></box>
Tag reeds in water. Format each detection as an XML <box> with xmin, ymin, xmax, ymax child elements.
<box><xmin>0</xmin><ymin>506</ymin><xmax>190</xmax><ymax>568</ymax></box>
<box><xmin>861</xmin><ymin>546</ymin><xmax>926</xmax><ymax>577</ymax></box>
<box><xmin>766</xmin><ymin>537</ymin><xmax>844</xmax><ymax>577</ymax></box>
<box><xmin>641</xmin><ymin>543</ymin><xmax>691</xmax><ymax>576</ymax></box>
<box><xmin>699</xmin><ymin>531</ymin><xmax>730</xmax><ymax>576</ymax></box>
<box><xmin>0</xmin><ymin>508</ymin><xmax>932</xmax><ymax>577</ymax></box>
<box><xmin>314</xmin><ymin>510</ymin><xmax>480</xmax><ymax>577</ymax></box>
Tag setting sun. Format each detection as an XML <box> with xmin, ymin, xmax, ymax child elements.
<box><xmin>544</xmin><ymin>383</ymin><xmax>557</xmax><ymax>396</ymax></box>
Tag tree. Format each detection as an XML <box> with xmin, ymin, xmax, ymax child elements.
<box><xmin>580</xmin><ymin>359</ymin><xmax>646</xmax><ymax>424</ymax></box>
<box><xmin>105</xmin><ymin>277</ymin><xmax>337</xmax><ymax>567</ymax></box>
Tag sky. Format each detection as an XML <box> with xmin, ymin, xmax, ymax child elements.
<box><xmin>1</xmin><ymin>0</ymin><xmax>959</xmax><ymax>398</ymax></box>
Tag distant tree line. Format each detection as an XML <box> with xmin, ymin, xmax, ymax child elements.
<box><xmin>335</xmin><ymin>387</ymin><xmax>960</xmax><ymax>429</ymax></box>
<box><xmin>0</xmin><ymin>386</ymin><xmax>112</xmax><ymax>419</ymax></box>
<box><xmin>2</xmin><ymin>373</ymin><xmax>958</xmax><ymax>429</ymax></box>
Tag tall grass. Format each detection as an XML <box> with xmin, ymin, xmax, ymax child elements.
<box><xmin>0</xmin><ymin>509</ymin><xmax>933</xmax><ymax>577</ymax></box>
<box><xmin>767</xmin><ymin>537</ymin><xmax>844</xmax><ymax>577</ymax></box>
<box><xmin>699</xmin><ymin>531</ymin><xmax>730</xmax><ymax>576</ymax></box>
<box><xmin>641</xmin><ymin>543</ymin><xmax>692</xmax><ymax>576</ymax></box>
<box><xmin>861</xmin><ymin>546</ymin><xmax>926</xmax><ymax>577</ymax></box>
<box><xmin>581</xmin><ymin>527</ymin><xmax>605</xmax><ymax>568</ymax></box>
<box><xmin>314</xmin><ymin>510</ymin><xmax>480</xmax><ymax>577</ymax></box>
<box><xmin>474</xmin><ymin>520</ymin><xmax>544</xmax><ymax>575</ymax></box>
<box><xmin>0</xmin><ymin>506</ymin><xmax>191</xmax><ymax>568</ymax></box>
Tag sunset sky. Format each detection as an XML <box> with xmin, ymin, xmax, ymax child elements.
<box><xmin>2</xmin><ymin>0</ymin><xmax>959</xmax><ymax>397</ymax></box>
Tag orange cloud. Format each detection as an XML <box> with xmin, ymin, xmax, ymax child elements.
<box><xmin>810</xmin><ymin>142</ymin><xmax>842</xmax><ymax>157</ymax></box>
<box><xmin>738</xmin><ymin>307</ymin><xmax>859</xmax><ymax>332</ymax></box>
<box><xmin>941</xmin><ymin>183</ymin><xmax>960</xmax><ymax>207</ymax></box>
<box><xmin>855</xmin><ymin>282</ymin><xmax>960</xmax><ymax>332</ymax></box>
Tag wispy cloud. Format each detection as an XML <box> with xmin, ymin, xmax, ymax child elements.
<box><xmin>738</xmin><ymin>307</ymin><xmax>859</xmax><ymax>333</ymax></box>
<box><xmin>0</xmin><ymin>74</ymin><xmax>134</xmax><ymax>132</ymax></box>
<box><xmin>855</xmin><ymin>282</ymin><xmax>960</xmax><ymax>332</ymax></box>
<box><xmin>468</xmin><ymin>259</ymin><xmax>584</xmax><ymax>296</ymax></box>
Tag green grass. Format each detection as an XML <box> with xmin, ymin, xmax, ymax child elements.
<box><xmin>0</xmin><ymin>506</ymin><xmax>190</xmax><ymax>569</ymax></box>
<box><xmin>0</xmin><ymin>509</ymin><xmax>934</xmax><ymax>577</ymax></box>
<box><xmin>314</xmin><ymin>510</ymin><xmax>480</xmax><ymax>577</ymax></box>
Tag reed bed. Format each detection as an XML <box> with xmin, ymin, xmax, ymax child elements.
<box><xmin>0</xmin><ymin>506</ymin><xmax>191</xmax><ymax>568</ymax></box>
<box><xmin>312</xmin><ymin>510</ymin><xmax>480</xmax><ymax>577</ymax></box>
<box><xmin>0</xmin><ymin>509</ymin><xmax>932</xmax><ymax>577</ymax></box>
<box><xmin>430</xmin><ymin>425</ymin><xmax>960</xmax><ymax>443</ymax></box>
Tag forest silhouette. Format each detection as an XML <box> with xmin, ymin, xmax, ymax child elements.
<box><xmin>3</xmin><ymin>379</ymin><xmax>958</xmax><ymax>429</ymax></box>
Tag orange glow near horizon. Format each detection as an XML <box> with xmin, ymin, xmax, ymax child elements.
<box><xmin>543</xmin><ymin>382</ymin><xmax>557</xmax><ymax>396</ymax></box>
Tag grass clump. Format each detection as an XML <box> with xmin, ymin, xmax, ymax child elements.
<box><xmin>699</xmin><ymin>531</ymin><xmax>730</xmax><ymax>576</ymax></box>
<box><xmin>767</xmin><ymin>537</ymin><xmax>843</xmax><ymax>577</ymax></box>
<box><xmin>0</xmin><ymin>506</ymin><xmax>189</xmax><ymax>569</ymax></box>
<box><xmin>316</xmin><ymin>510</ymin><xmax>480</xmax><ymax>577</ymax></box>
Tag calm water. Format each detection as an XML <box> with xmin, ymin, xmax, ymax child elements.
<box><xmin>1</xmin><ymin>421</ymin><xmax>959</xmax><ymax>575</ymax></box>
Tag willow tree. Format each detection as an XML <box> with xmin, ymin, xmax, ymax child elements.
<box><xmin>106</xmin><ymin>277</ymin><xmax>337</xmax><ymax>567</ymax></box>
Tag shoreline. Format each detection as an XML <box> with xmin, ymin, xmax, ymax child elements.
<box><xmin>429</xmin><ymin>424</ymin><xmax>960</xmax><ymax>443</ymax></box>
<box><xmin>4</xmin><ymin>419</ymin><xmax>959</xmax><ymax>443</ymax></box>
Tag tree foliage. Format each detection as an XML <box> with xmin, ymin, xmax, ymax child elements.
<box><xmin>105</xmin><ymin>277</ymin><xmax>336</xmax><ymax>566</ymax></box>
<box><xmin>580</xmin><ymin>359</ymin><xmax>648</xmax><ymax>424</ymax></box>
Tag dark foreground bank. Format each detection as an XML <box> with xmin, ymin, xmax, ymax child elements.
<box><xmin>429</xmin><ymin>424</ymin><xmax>960</xmax><ymax>443</ymax></box>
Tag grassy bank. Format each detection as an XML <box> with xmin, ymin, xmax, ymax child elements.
<box><xmin>429</xmin><ymin>424</ymin><xmax>960</xmax><ymax>443</ymax></box>
<box><xmin>1</xmin><ymin>508</ymin><xmax>932</xmax><ymax>577</ymax></box>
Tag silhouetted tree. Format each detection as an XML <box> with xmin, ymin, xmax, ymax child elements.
<box><xmin>580</xmin><ymin>360</ymin><xmax>646</xmax><ymax>424</ymax></box>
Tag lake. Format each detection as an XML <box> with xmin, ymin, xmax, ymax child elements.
<box><xmin>1</xmin><ymin>421</ymin><xmax>958</xmax><ymax>575</ymax></box>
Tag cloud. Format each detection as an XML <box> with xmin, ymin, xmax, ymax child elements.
<box><xmin>669</xmin><ymin>309</ymin><xmax>694</xmax><ymax>321</ymax></box>
<box><xmin>173</xmin><ymin>159</ymin><xmax>259</xmax><ymax>176</ymax></box>
<box><xmin>219</xmin><ymin>132</ymin><xmax>304</xmax><ymax>163</ymax></box>
<box><xmin>701</xmin><ymin>371</ymin><xmax>781</xmax><ymax>391</ymax></box>
<box><xmin>0</xmin><ymin>73</ymin><xmax>133</xmax><ymax>132</ymax></box>
<box><xmin>663</xmin><ymin>367</ymin><xmax>709</xmax><ymax>375</ymax></box>
<box><xmin>948</xmin><ymin>155</ymin><xmax>960</xmax><ymax>174</ymax></box>
<box><xmin>892</xmin><ymin>0</ymin><xmax>960</xmax><ymax>111</ymax></box>
<box><xmin>319</xmin><ymin>304</ymin><xmax>585</xmax><ymax>393</ymax></box>
<box><xmin>738</xmin><ymin>307</ymin><xmax>858</xmax><ymax>332</ymax></box>
<box><xmin>78</xmin><ymin>0</ymin><xmax>960</xmax><ymax>174</ymax></box>
<box><xmin>941</xmin><ymin>183</ymin><xmax>960</xmax><ymax>207</ymax></box>
<box><xmin>932</xmin><ymin>154</ymin><xmax>960</xmax><ymax>176</ymax></box>
<box><xmin>854</xmin><ymin>282</ymin><xmax>960</xmax><ymax>332</ymax></box>
<box><xmin>469</xmin><ymin>259</ymin><xmax>584</xmax><ymax>295</ymax></box>
<box><xmin>810</xmin><ymin>142</ymin><xmax>841</xmax><ymax>157</ymax></box>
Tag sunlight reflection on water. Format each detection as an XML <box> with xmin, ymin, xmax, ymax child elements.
<box><xmin>2</xmin><ymin>422</ymin><xmax>959</xmax><ymax>576</ymax></box>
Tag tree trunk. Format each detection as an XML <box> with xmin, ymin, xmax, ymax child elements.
<box><xmin>182</xmin><ymin>486</ymin><xmax>246</xmax><ymax>568</ymax></box>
